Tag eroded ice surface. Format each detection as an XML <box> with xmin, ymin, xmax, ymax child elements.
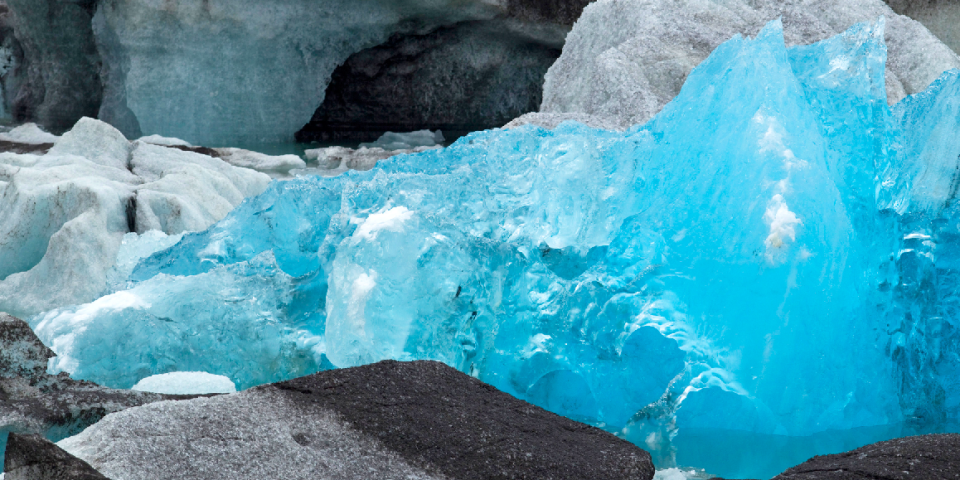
<box><xmin>31</xmin><ymin>19</ymin><xmax>960</xmax><ymax>452</ymax></box>
<box><xmin>132</xmin><ymin>371</ymin><xmax>237</xmax><ymax>395</ymax></box>
<box><xmin>0</xmin><ymin>118</ymin><xmax>272</xmax><ymax>317</ymax></box>
<box><xmin>359</xmin><ymin>130</ymin><xmax>445</xmax><ymax>151</ymax></box>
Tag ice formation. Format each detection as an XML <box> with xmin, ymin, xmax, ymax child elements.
<box><xmin>131</xmin><ymin>372</ymin><xmax>237</xmax><ymax>395</ymax></box>
<box><xmin>0</xmin><ymin>118</ymin><xmax>270</xmax><ymax>317</ymax></box>
<box><xmin>91</xmin><ymin>0</ymin><xmax>561</xmax><ymax>145</ymax></box>
<box><xmin>360</xmin><ymin>130</ymin><xmax>445</xmax><ymax>151</ymax></box>
<box><xmin>29</xmin><ymin>18</ymin><xmax>960</xmax><ymax>443</ymax></box>
<box><xmin>539</xmin><ymin>0</ymin><xmax>960</xmax><ymax>129</ymax></box>
<box><xmin>0</xmin><ymin>123</ymin><xmax>59</xmax><ymax>144</ymax></box>
<box><xmin>299</xmin><ymin>145</ymin><xmax>440</xmax><ymax>177</ymax></box>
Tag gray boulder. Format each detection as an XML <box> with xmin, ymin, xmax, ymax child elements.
<box><xmin>886</xmin><ymin>1</ymin><xmax>960</xmax><ymax>57</ymax></box>
<box><xmin>539</xmin><ymin>0</ymin><xmax>960</xmax><ymax>130</ymax></box>
<box><xmin>3</xmin><ymin>433</ymin><xmax>108</xmax><ymax>480</ymax></box>
<box><xmin>59</xmin><ymin>360</ymin><xmax>654</xmax><ymax>480</ymax></box>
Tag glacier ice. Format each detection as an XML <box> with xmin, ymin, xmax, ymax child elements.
<box><xmin>31</xmin><ymin>18</ymin><xmax>960</xmax><ymax>442</ymax></box>
<box><xmin>131</xmin><ymin>372</ymin><xmax>237</xmax><ymax>395</ymax></box>
<box><xmin>0</xmin><ymin>123</ymin><xmax>59</xmax><ymax>145</ymax></box>
<box><xmin>539</xmin><ymin>0</ymin><xmax>960</xmax><ymax>129</ymax></box>
<box><xmin>359</xmin><ymin>130</ymin><xmax>445</xmax><ymax>151</ymax></box>
<box><xmin>91</xmin><ymin>0</ymin><xmax>562</xmax><ymax>145</ymax></box>
<box><xmin>0</xmin><ymin>118</ymin><xmax>271</xmax><ymax>317</ymax></box>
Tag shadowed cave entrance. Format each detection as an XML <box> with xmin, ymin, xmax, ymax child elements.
<box><xmin>295</xmin><ymin>20</ymin><xmax>564</xmax><ymax>143</ymax></box>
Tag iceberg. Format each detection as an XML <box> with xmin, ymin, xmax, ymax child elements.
<box><xmin>33</xmin><ymin>18</ymin><xmax>960</xmax><ymax>441</ymax></box>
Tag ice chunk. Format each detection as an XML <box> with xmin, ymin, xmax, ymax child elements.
<box><xmin>360</xmin><ymin>130</ymin><xmax>444</xmax><ymax>151</ymax></box>
<box><xmin>300</xmin><ymin>145</ymin><xmax>439</xmax><ymax>177</ymax></box>
<box><xmin>47</xmin><ymin>117</ymin><xmax>132</xmax><ymax>170</ymax></box>
<box><xmin>137</xmin><ymin>134</ymin><xmax>192</xmax><ymax>147</ymax></box>
<box><xmin>214</xmin><ymin>147</ymin><xmax>306</xmax><ymax>174</ymax></box>
<box><xmin>0</xmin><ymin>123</ymin><xmax>60</xmax><ymax>145</ymax></box>
<box><xmin>0</xmin><ymin>118</ymin><xmax>270</xmax><ymax>318</ymax></box>
<box><xmin>540</xmin><ymin>0</ymin><xmax>960</xmax><ymax>128</ymax></box>
<box><xmin>105</xmin><ymin>231</ymin><xmax>184</xmax><ymax>292</ymax></box>
<box><xmin>35</xmin><ymin>252</ymin><xmax>322</xmax><ymax>390</ymax></box>
<box><xmin>653</xmin><ymin>469</ymin><xmax>705</xmax><ymax>480</ymax></box>
<box><xmin>131</xmin><ymin>372</ymin><xmax>237</xmax><ymax>395</ymax></box>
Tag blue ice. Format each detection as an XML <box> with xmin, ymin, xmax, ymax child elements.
<box><xmin>31</xmin><ymin>18</ymin><xmax>960</xmax><ymax>444</ymax></box>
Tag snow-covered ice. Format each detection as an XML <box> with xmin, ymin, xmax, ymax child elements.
<box><xmin>0</xmin><ymin>123</ymin><xmax>59</xmax><ymax>144</ymax></box>
<box><xmin>0</xmin><ymin>118</ymin><xmax>270</xmax><ymax>317</ymax></box>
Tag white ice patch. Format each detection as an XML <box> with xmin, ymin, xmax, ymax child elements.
<box><xmin>764</xmin><ymin>194</ymin><xmax>801</xmax><ymax>263</ymax></box>
<box><xmin>0</xmin><ymin>123</ymin><xmax>59</xmax><ymax>144</ymax></box>
<box><xmin>360</xmin><ymin>129</ymin><xmax>444</xmax><ymax>151</ymax></box>
<box><xmin>138</xmin><ymin>134</ymin><xmax>192</xmax><ymax>147</ymax></box>
<box><xmin>132</xmin><ymin>371</ymin><xmax>237</xmax><ymax>395</ymax></box>
<box><xmin>353</xmin><ymin>206</ymin><xmax>415</xmax><ymax>242</ymax></box>
<box><xmin>653</xmin><ymin>468</ymin><xmax>710</xmax><ymax>480</ymax></box>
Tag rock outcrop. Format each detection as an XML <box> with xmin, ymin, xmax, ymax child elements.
<box><xmin>58</xmin><ymin>360</ymin><xmax>655</xmax><ymax>480</ymax></box>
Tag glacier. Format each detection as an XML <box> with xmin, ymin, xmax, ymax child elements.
<box><xmin>29</xmin><ymin>18</ymin><xmax>960</xmax><ymax>444</ymax></box>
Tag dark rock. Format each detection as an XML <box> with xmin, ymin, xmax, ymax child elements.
<box><xmin>296</xmin><ymin>21</ymin><xmax>563</xmax><ymax>143</ymax></box>
<box><xmin>0</xmin><ymin>140</ymin><xmax>51</xmax><ymax>155</ymax></box>
<box><xmin>168</xmin><ymin>144</ymin><xmax>221</xmax><ymax>158</ymax></box>
<box><xmin>2</xmin><ymin>0</ymin><xmax>102</xmax><ymax>133</ymax></box>
<box><xmin>0</xmin><ymin>313</ymin><xmax>194</xmax><ymax>467</ymax></box>
<box><xmin>0</xmin><ymin>313</ymin><xmax>53</xmax><ymax>381</ymax></box>
<box><xmin>773</xmin><ymin>434</ymin><xmax>960</xmax><ymax>479</ymax></box>
<box><xmin>60</xmin><ymin>360</ymin><xmax>654</xmax><ymax>480</ymax></box>
<box><xmin>505</xmin><ymin>0</ymin><xmax>593</xmax><ymax>25</ymax></box>
<box><xmin>276</xmin><ymin>360</ymin><xmax>652</xmax><ymax>480</ymax></box>
<box><xmin>3</xmin><ymin>433</ymin><xmax>108</xmax><ymax>480</ymax></box>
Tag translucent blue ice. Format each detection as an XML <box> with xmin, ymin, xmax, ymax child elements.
<box><xmin>32</xmin><ymin>18</ymin><xmax>960</xmax><ymax>440</ymax></box>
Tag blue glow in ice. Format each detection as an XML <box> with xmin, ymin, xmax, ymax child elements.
<box><xmin>32</xmin><ymin>18</ymin><xmax>960</xmax><ymax>445</ymax></box>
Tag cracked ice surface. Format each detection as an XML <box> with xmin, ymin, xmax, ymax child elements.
<box><xmin>32</xmin><ymin>19</ymin><xmax>960</xmax><ymax>437</ymax></box>
<box><xmin>0</xmin><ymin>118</ymin><xmax>274</xmax><ymax>317</ymax></box>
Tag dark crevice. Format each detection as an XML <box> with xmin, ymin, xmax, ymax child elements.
<box><xmin>296</xmin><ymin>20</ymin><xmax>563</xmax><ymax>143</ymax></box>
<box><xmin>125</xmin><ymin>196</ymin><xmax>136</xmax><ymax>233</ymax></box>
<box><xmin>0</xmin><ymin>139</ymin><xmax>51</xmax><ymax>154</ymax></box>
<box><xmin>168</xmin><ymin>144</ymin><xmax>221</xmax><ymax>158</ymax></box>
